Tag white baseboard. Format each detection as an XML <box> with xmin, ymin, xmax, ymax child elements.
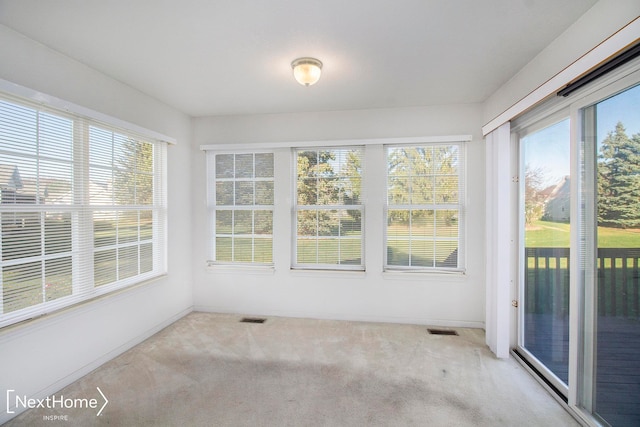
<box><xmin>192</xmin><ymin>305</ymin><xmax>484</xmax><ymax>329</ymax></box>
<box><xmin>1</xmin><ymin>306</ymin><xmax>193</xmax><ymax>425</ymax></box>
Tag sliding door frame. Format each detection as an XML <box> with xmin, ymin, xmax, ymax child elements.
<box><xmin>513</xmin><ymin>58</ymin><xmax>640</xmax><ymax>426</ymax></box>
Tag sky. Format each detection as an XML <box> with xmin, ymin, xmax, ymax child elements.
<box><xmin>523</xmin><ymin>82</ymin><xmax>640</xmax><ymax>188</ymax></box>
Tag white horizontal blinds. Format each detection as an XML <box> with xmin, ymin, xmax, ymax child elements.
<box><xmin>295</xmin><ymin>147</ymin><xmax>363</xmax><ymax>269</ymax></box>
<box><xmin>0</xmin><ymin>100</ymin><xmax>76</xmax><ymax>317</ymax></box>
<box><xmin>211</xmin><ymin>152</ymin><xmax>274</xmax><ymax>264</ymax></box>
<box><xmin>0</xmin><ymin>94</ymin><xmax>167</xmax><ymax>328</ymax></box>
<box><xmin>89</xmin><ymin>126</ymin><xmax>162</xmax><ymax>287</ymax></box>
<box><xmin>386</xmin><ymin>143</ymin><xmax>464</xmax><ymax>271</ymax></box>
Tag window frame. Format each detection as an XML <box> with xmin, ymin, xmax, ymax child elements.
<box><xmin>206</xmin><ymin>150</ymin><xmax>275</xmax><ymax>267</ymax></box>
<box><xmin>292</xmin><ymin>146</ymin><xmax>365</xmax><ymax>271</ymax></box>
<box><xmin>383</xmin><ymin>142</ymin><xmax>466</xmax><ymax>273</ymax></box>
<box><xmin>0</xmin><ymin>85</ymin><xmax>169</xmax><ymax>329</ymax></box>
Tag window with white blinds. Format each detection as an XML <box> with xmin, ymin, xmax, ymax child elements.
<box><xmin>385</xmin><ymin>143</ymin><xmax>464</xmax><ymax>271</ymax></box>
<box><xmin>0</xmin><ymin>94</ymin><xmax>167</xmax><ymax>328</ymax></box>
<box><xmin>294</xmin><ymin>147</ymin><xmax>363</xmax><ymax>270</ymax></box>
<box><xmin>207</xmin><ymin>152</ymin><xmax>274</xmax><ymax>265</ymax></box>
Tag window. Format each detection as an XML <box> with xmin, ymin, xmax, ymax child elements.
<box><xmin>0</xmin><ymin>94</ymin><xmax>167</xmax><ymax>328</ymax></box>
<box><xmin>294</xmin><ymin>147</ymin><xmax>363</xmax><ymax>270</ymax></box>
<box><xmin>207</xmin><ymin>152</ymin><xmax>274</xmax><ymax>265</ymax></box>
<box><xmin>385</xmin><ymin>144</ymin><xmax>464</xmax><ymax>271</ymax></box>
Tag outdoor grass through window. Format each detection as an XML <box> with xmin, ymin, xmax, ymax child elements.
<box><xmin>294</xmin><ymin>148</ymin><xmax>363</xmax><ymax>269</ymax></box>
<box><xmin>0</xmin><ymin>93</ymin><xmax>167</xmax><ymax>328</ymax></box>
<box><xmin>385</xmin><ymin>144</ymin><xmax>463</xmax><ymax>270</ymax></box>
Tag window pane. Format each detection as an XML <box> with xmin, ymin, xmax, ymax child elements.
<box><xmin>436</xmin><ymin>241</ymin><xmax>458</xmax><ymax>268</ymax></box>
<box><xmin>215</xmin><ymin>237</ymin><xmax>232</xmax><ymax>261</ymax></box>
<box><xmin>136</xmin><ymin>173</ymin><xmax>153</xmax><ymax>205</ymax></box>
<box><xmin>39</xmin><ymin>111</ymin><xmax>73</xmax><ymax>161</ymax></box>
<box><xmin>140</xmin><ymin>243</ymin><xmax>153</xmax><ymax>273</ymax></box>
<box><xmin>0</xmin><ymin>96</ymin><xmax>165</xmax><ymax>329</ymax></box>
<box><xmin>297</xmin><ymin>238</ymin><xmax>317</xmax><ymax>264</ymax></box>
<box><xmin>94</xmin><ymin>249</ymin><xmax>117</xmax><ymax>287</ymax></box>
<box><xmin>435</xmin><ymin>210</ymin><xmax>458</xmax><ymax>238</ymax></box>
<box><xmin>234</xmin><ymin>181</ymin><xmax>254</xmax><ymax>205</ymax></box>
<box><xmin>89</xmin><ymin>127</ymin><xmax>113</xmax><ymax>167</ymax></box>
<box><xmin>210</xmin><ymin>151</ymin><xmax>274</xmax><ymax>265</ymax></box>
<box><xmin>45</xmin><ymin>256</ymin><xmax>72</xmax><ymax>301</ymax></box>
<box><xmin>255</xmin><ymin>153</ymin><xmax>274</xmax><ymax>178</ymax></box>
<box><xmin>1</xmin><ymin>212</ymin><xmax>41</xmax><ymax>260</ymax></box>
<box><xmin>298</xmin><ymin>178</ymin><xmax>317</xmax><ymax>205</ymax></box>
<box><xmin>3</xmin><ymin>261</ymin><xmax>42</xmax><ymax>313</ymax></box>
<box><xmin>118</xmin><ymin>211</ymin><xmax>139</xmax><ymax>244</ymax></box>
<box><xmin>254</xmin><ymin>238</ymin><xmax>273</xmax><ymax>263</ymax></box>
<box><xmin>233</xmin><ymin>210</ymin><xmax>252</xmax><ymax>234</ymax></box>
<box><xmin>340</xmin><ymin>238</ymin><xmax>361</xmax><ymax>265</ymax></box>
<box><xmin>385</xmin><ymin>143</ymin><xmax>463</xmax><ymax>270</ymax></box>
<box><xmin>388</xmin><ymin>177</ymin><xmax>410</xmax><ymax>205</ymax></box>
<box><xmin>235</xmin><ymin>154</ymin><xmax>253</xmax><ymax>178</ymax></box>
<box><xmin>0</xmin><ymin>100</ymin><xmax>37</xmax><ymax>156</ymax></box>
<box><xmin>215</xmin><ymin>210</ymin><xmax>233</xmax><ymax>234</ymax></box>
<box><xmin>45</xmin><ymin>213</ymin><xmax>72</xmax><ymax>255</ymax></box>
<box><xmin>215</xmin><ymin>154</ymin><xmax>234</xmax><ymax>179</ymax></box>
<box><xmin>114</xmin><ymin>170</ymin><xmax>136</xmax><ymax>205</ymax></box>
<box><xmin>436</xmin><ymin>145</ymin><xmax>458</xmax><ymax>173</ymax></box>
<box><xmin>137</xmin><ymin>141</ymin><xmax>153</xmax><ymax>173</ymax></box>
<box><xmin>90</xmin><ymin>168</ymin><xmax>113</xmax><ymax>205</ymax></box>
<box><xmin>233</xmin><ymin>237</ymin><xmax>253</xmax><ymax>262</ymax></box>
<box><xmin>255</xmin><ymin>181</ymin><xmax>274</xmax><ymax>205</ymax></box>
<box><xmin>216</xmin><ymin>181</ymin><xmax>233</xmax><ymax>205</ymax></box>
<box><xmin>411</xmin><ymin>176</ymin><xmax>434</xmax><ymax>204</ymax></box>
<box><xmin>254</xmin><ymin>210</ymin><xmax>273</xmax><ymax>235</ymax></box>
<box><xmin>297</xmin><ymin>210</ymin><xmax>317</xmax><ymax>236</ymax></box>
<box><xmin>140</xmin><ymin>210</ymin><xmax>153</xmax><ymax>240</ymax></box>
<box><xmin>294</xmin><ymin>148</ymin><xmax>363</xmax><ymax>268</ymax></box>
<box><xmin>118</xmin><ymin>245</ymin><xmax>138</xmax><ymax>280</ymax></box>
<box><xmin>94</xmin><ymin>211</ymin><xmax>117</xmax><ymax>247</ymax></box>
<box><xmin>411</xmin><ymin>239</ymin><xmax>435</xmax><ymax>267</ymax></box>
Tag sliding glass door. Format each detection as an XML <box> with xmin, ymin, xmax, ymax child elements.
<box><xmin>515</xmin><ymin>61</ymin><xmax>640</xmax><ymax>426</ymax></box>
<box><xmin>519</xmin><ymin>117</ymin><xmax>571</xmax><ymax>393</ymax></box>
<box><xmin>583</xmin><ymin>82</ymin><xmax>640</xmax><ymax>427</ymax></box>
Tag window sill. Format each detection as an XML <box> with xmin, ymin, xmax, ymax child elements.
<box><xmin>381</xmin><ymin>269</ymin><xmax>466</xmax><ymax>281</ymax></box>
<box><xmin>205</xmin><ymin>263</ymin><xmax>275</xmax><ymax>275</ymax></box>
<box><xmin>290</xmin><ymin>268</ymin><xmax>367</xmax><ymax>279</ymax></box>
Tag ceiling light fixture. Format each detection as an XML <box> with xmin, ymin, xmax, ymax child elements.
<box><xmin>291</xmin><ymin>57</ymin><xmax>323</xmax><ymax>86</ymax></box>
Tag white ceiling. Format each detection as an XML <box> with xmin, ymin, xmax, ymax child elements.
<box><xmin>0</xmin><ymin>0</ymin><xmax>598</xmax><ymax>117</ymax></box>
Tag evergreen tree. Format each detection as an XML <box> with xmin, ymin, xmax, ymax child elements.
<box><xmin>115</xmin><ymin>138</ymin><xmax>154</xmax><ymax>206</ymax></box>
<box><xmin>597</xmin><ymin>122</ymin><xmax>640</xmax><ymax>228</ymax></box>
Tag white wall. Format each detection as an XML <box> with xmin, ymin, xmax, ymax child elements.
<box><xmin>483</xmin><ymin>0</ymin><xmax>640</xmax><ymax>127</ymax></box>
<box><xmin>192</xmin><ymin>104</ymin><xmax>486</xmax><ymax>327</ymax></box>
<box><xmin>0</xmin><ymin>25</ymin><xmax>193</xmax><ymax>423</ymax></box>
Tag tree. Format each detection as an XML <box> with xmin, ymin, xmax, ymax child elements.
<box><xmin>387</xmin><ymin>146</ymin><xmax>458</xmax><ymax>225</ymax></box>
<box><xmin>524</xmin><ymin>165</ymin><xmax>546</xmax><ymax>226</ymax></box>
<box><xmin>115</xmin><ymin>138</ymin><xmax>154</xmax><ymax>205</ymax></box>
<box><xmin>597</xmin><ymin>122</ymin><xmax>640</xmax><ymax>228</ymax></box>
<box><xmin>296</xmin><ymin>150</ymin><xmax>339</xmax><ymax>235</ymax></box>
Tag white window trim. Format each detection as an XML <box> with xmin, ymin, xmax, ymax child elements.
<box><xmin>206</xmin><ymin>150</ymin><xmax>275</xmax><ymax>267</ymax></box>
<box><xmin>291</xmin><ymin>146</ymin><xmax>365</xmax><ymax>271</ymax></box>
<box><xmin>202</xmin><ymin>135</ymin><xmax>471</xmax><ymax>275</ymax></box>
<box><xmin>383</xmin><ymin>142</ymin><xmax>466</xmax><ymax>274</ymax></box>
<box><xmin>0</xmin><ymin>83</ymin><xmax>170</xmax><ymax>329</ymax></box>
<box><xmin>0</xmin><ymin>78</ymin><xmax>177</xmax><ymax>145</ymax></box>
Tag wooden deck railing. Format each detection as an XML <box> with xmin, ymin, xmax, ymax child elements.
<box><xmin>524</xmin><ymin>247</ymin><xmax>640</xmax><ymax>318</ymax></box>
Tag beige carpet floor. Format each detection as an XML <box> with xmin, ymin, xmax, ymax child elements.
<box><xmin>5</xmin><ymin>312</ymin><xmax>579</xmax><ymax>426</ymax></box>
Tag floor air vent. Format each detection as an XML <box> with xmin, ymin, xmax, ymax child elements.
<box><xmin>427</xmin><ymin>328</ymin><xmax>458</xmax><ymax>336</ymax></box>
<box><xmin>240</xmin><ymin>317</ymin><xmax>267</xmax><ymax>324</ymax></box>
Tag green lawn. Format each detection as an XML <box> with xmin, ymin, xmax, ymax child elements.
<box><xmin>526</xmin><ymin>220</ymin><xmax>640</xmax><ymax>247</ymax></box>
